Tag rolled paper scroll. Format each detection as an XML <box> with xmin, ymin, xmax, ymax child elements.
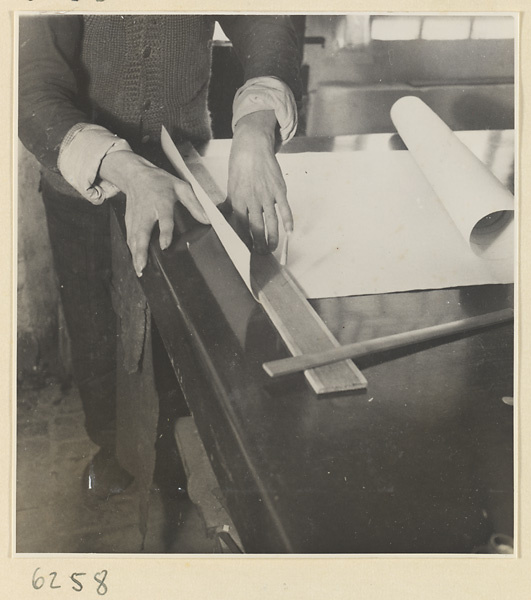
<box><xmin>390</xmin><ymin>96</ymin><xmax>514</xmax><ymax>262</ymax></box>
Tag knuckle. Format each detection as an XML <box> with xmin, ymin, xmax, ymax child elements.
<box><xmin>265</xmin><ymin>214</ymin><xmax>277</xmax><ymax>227</ymax></box>
<box><xmin>248</xmin><ymin>204</ymin><xmax>263</xmax><ymax>217</ymax></box>
<box><xmin>263</xmin><ymin>201</ymin><xmax>277</xmax><ymax>215</ymax></box>
<box><xmin>176</xmin><ymin>179</ymin><xmax>193</xmax><ymax>194</ymax></box>
<box><xmin>250</xmin><ymin>221</ymin><xmax>265</xmax><ymax>234</ymax></box>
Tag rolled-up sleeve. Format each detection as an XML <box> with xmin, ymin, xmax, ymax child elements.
<box><xmin>58</xmin><ymin>124</ymin><xmax>133</xmax><ymax>204</ymax></box>
<box><xmin>217</xmin><ymin>15</ymin><xmax>302</xmax><ymax>140</ymax></box>
<box><xmin>19</xmin><ymin>14</ymin><xmax>132</xmax><ymax>203</ymax></box>
<box><xmin>231</xmin><ymin>76</ymin><xmax>298</xmax><ymax>142</ymax></box>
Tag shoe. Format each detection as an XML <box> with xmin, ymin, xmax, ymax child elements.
<box><xmin>83</xmin><ymin>449</ymin><xmax>134</xmax><ymax>500</ymax></box>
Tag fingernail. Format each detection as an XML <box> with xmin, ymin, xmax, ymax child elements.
<box><xmin>135</xmin><ymin>259</ymin><xmax>145</xmax><ymax>277</ymax></box>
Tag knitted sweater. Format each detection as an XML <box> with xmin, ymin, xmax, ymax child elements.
<box><xmin>18</xmin><ymin>14</ymin><xmax>301</xmax><ymax>194</ymax></box>
<box><xmin>81</xmin><ymin>15</ymin><xmax>216</xmax><ymax>147</ymax></box>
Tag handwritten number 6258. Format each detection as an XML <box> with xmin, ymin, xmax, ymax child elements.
<box><xmin>32</xmin><ymin>568</ymin><xmax>108</xmax><ymax>595</ymax></box>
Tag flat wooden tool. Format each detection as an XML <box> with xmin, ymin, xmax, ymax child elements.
<box><xmin>176</xmin><ymin>143</ymin><xmax>367</xmax><ymax>394</ymax></box>
<box><xmin>263</xmin><ymin>308</ymin><xmax>514</xmax><ymax>378</ymax></box>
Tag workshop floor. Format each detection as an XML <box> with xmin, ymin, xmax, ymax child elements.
<box><xmin>16</xmin><ymin>377</ymin><xmax>217</xmax><ymax>554</ymax></box>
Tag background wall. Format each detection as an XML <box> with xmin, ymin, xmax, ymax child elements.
<box><xmin>303</xmin><ymin>15</ymin><xmax>514</xmax><ymax>135</ymax></box>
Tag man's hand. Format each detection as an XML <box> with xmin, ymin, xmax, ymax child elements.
<box><xmin>100</xmin><ymin>150</ymin><xmax>208</xmax><ymax>276</ymax></box>
<box><xmin>228</xmin><ymin>110</ymin><xmax>293</xmax><ymax>253</ymax></box>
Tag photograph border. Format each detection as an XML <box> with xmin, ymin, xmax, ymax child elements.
<box><xmin>3</xmin><ymin>1</ymin><xmax>529</xmax><ymax>598</ymax></box>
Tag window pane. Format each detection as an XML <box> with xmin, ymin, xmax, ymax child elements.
<box><xmin>421</xmin><ymin>17</ymin><xmax>471</xmax><ymax>40</ymax></box>
<box><xmin>472</xmin><ymin>16</ymin><xmax>515</xmax><ymax>40</ymax></box>
<box><xmin>371</xmin><ymin>16</ymin><xmax>421</xmax><ymax>41</ymax></box>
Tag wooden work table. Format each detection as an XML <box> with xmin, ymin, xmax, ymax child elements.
<box><xmin>112</xmin><ymin>131</ymin><xmax>514</xmax><ymax>553</ymax></box>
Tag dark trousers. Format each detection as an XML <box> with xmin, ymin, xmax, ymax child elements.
<box><xmin>41</xmin><ymin>177</ymin><xmax>189</xmax><ymax>486</ymax></box>
<box><xmin>41</xmin><ymin>178</ymin><xmax>117</xmax><ymax>451</ymax></box>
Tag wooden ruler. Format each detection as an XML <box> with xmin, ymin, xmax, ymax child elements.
<box><xmin>172</xmin><ymin>141</ymin><xmax>367</xmax><ymax>394</ymax></box>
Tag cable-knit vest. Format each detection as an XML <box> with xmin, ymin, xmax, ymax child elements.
<box><xmin>45</xmin><ymin>14</ymin><xmax>216</xmax><ymax>195</ymax></box>
<box><xmin>81</xmin><ymin>15</ymin><xmax>215</xmax><ymax>146</ymax></box>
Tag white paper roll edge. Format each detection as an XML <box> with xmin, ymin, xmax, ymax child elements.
<box><xmin>390</xmin><ymin>96</ymin><xmax>514</xmax><ymax>260</ymax></box>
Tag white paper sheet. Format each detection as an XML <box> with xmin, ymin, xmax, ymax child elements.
<box><xmin>201</xmin><ymin>145</ymin><xmax>514</xmax><ymax>299</ymax></box>
<box><xmin>162</xmin><ymin>98</ymin><xmax>514</xmax><ymax>301</ymax></box>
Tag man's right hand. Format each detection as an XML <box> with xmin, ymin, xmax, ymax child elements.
<box><xmin>99</xmin><ymin>150</ymin><xmax>208</xmax><ymax>276</ymax></box>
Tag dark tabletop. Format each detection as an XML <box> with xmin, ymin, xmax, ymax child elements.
<box><xmin>123</xmin><ymin>131</ymin><xmax>514</xmax><ymax>554</ymax></box>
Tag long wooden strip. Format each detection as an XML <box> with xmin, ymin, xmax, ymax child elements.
<box><xmin>168</xmin><ymin>138</ymin><xmax>367</xmax><ymax>393</ymax></box>
<box><xmin>263</xmin><ymin>308</ymin><xmax>514</xmax><ymax>378</ymax></box>
<box><xmin>161</xmin><ymin>127</ymin><xmax>253</xmax><ymax>291</ymax></box>
<box><xmin>251</xmin><ymin>252</ymin><xmax>367</xmax><ymax>393</ymax></box>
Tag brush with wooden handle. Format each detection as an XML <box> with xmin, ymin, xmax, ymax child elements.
<box><xmin>263</xmin><ymin>308</ymin><xmax>514</xmax><ymax>379</ymax></box>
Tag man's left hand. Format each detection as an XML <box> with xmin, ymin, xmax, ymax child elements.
<box><xmin>228</xmin><ymin>110</ymin><xmax>293</xmax><ymax>253</ymax></box>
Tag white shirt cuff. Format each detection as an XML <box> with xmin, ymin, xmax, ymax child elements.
<box><xmin>232</xmin><ymin>76</ymin><xmax>298</xmax><ymax>143</ymax></box>
<box><xmin>57</xmin><ymin>124</ymin><xmax>133</xmax><ymax>204</ymax></box>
